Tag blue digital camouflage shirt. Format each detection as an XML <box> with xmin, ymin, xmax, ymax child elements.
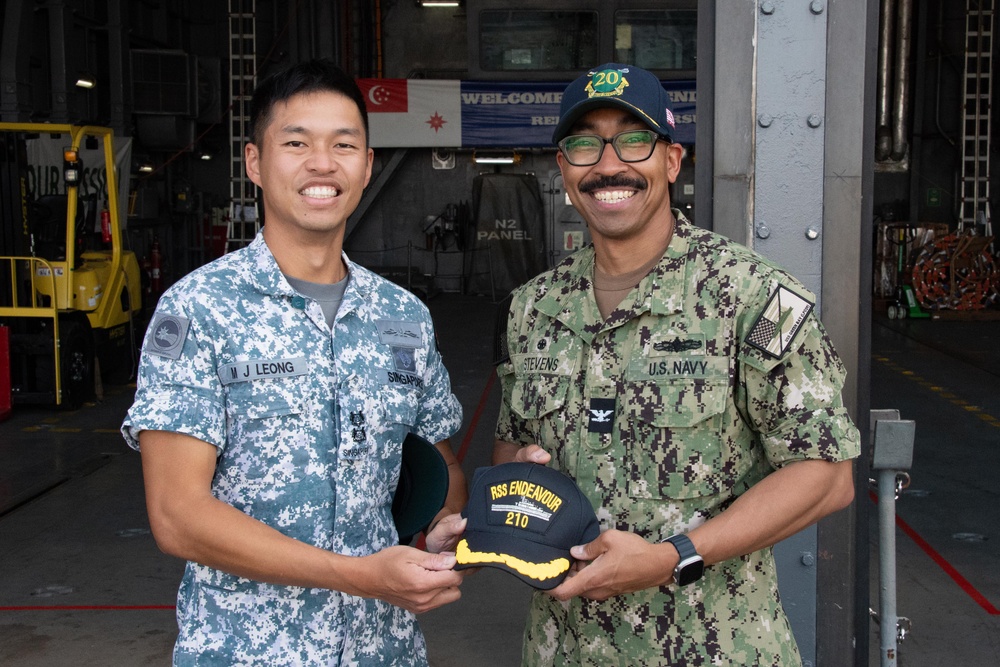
<box><xmin>123</xmin><ymin>233</ymin><xmax>462</xmax><ymax>666</ymax></box>
<box><xmin>496</xmin><ymin>212</ymin><xmax>860</xmax><ymax>666</ymax></box>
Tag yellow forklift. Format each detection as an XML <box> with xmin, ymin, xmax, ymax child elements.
<box><xmin>0</xmin><ymin>124</ymin><xmax>142</xmax><ymax>408</ymax></box>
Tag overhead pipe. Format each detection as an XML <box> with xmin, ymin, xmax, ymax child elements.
<box><xmin>891</xmin><ymin>0</ymin><xmax>914</xmax><ymax>161</ymax></box>
<box><xmin>934</xmin><ymin>1</ymin><xmax>957</xmax><ymax>149</ymax></box>
<box><xmin>376</xmin><ymin>0</ymin><xmax>383</xmax><ymax>78</ymax></box>
<box><xmin>876</xmin><ymin>0</ymin><xmax>896</xmax><ymax>161</ymax></box>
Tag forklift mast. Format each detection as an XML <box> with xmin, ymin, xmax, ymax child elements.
<box><xmin>0</xmin><ymin>123</ymin><xmax>142</xmax><ymax>408</ymax></box>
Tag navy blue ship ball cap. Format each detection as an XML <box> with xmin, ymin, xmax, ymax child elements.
<box><xmin>551</xmin><ymin>63</ymin><xmax>677</xmax><ymax>144</ymax></box>
<box><xmin>454</xmin><ymin>462</ymin><xmax>600</xmax><ymax>590</ymax></box>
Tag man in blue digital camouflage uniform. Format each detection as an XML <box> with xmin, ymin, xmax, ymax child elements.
<box><xmin>493</xmin><ymin>63</ymin><xmax>861</xmax><ymax>666</ymax></box>
<box><xmin>123</xmin><ymin>60</ymin><xmax>468</xmax><ymax>666</ymax></box>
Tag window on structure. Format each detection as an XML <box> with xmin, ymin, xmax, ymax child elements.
<box><xmin>614</xmin><ymin>10</ymin><xmax>697</xmax><ymax>71</ymax></box>
<box><xmin>479</xmin><ymin>10</ymin><xmax>599</xmax><ymax>71</ymax></box>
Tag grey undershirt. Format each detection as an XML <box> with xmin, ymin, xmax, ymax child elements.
<box><xmin>285</xmin><ymin>272</ymin><xmax>349</xmax><ymax>329</ymax></box>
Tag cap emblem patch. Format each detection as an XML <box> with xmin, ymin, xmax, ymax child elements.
<box><xmin>585</xmin><ymin>67</ymin><xmax>630</xmax><ymax>99</ymax></box>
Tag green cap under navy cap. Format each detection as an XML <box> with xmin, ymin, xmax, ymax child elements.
<box><xmin>454</xmin><ymin>462</ymin><xmax>600</xmax><ymax>590</ymax></box>
<box><xmin>552</xmin><ymin>63</ymin><xmax>677</xmax><ymax>144</ymax></box>
<box><xmin>392</xmin><ymin>432</ymin><xmax>450</xmax><ymax>544</ymax></box>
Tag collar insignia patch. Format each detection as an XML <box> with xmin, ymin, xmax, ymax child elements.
<box><xmin>588</xmin><ymin>397</ymin><xmax>615</xmax><ymax>433</ymax></box>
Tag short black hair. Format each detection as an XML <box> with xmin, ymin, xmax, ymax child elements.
<box><xmin>249</xmin><ymin>59</ymin><xmax>369</xmax><ymax>147</ymax></box>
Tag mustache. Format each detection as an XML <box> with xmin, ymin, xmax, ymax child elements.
<box><xmin>578</xmin><ymin>175</ymin><xmax>647</xmax><ymax>193</ymax></box>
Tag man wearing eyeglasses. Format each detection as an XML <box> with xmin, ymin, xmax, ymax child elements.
<box><xmin>491</xmin><ymin>63</ymin><xmax>860</xmax><ymax>666</ymax></box>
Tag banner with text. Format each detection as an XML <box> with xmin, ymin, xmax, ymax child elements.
<box><xmin>358</xmin><ymin>79</ymin><xmax>696</xmax><ymax>148</ymax></box>
<box><xmin>26</xmin><ymin>135</ymin><xmax>133</xmax><ymax>229</ymax></box>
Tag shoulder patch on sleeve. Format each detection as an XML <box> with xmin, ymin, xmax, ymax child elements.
<box><xmin>147</xmin><ymin>314</ymin><xmax>191</xmax><ymax>359</ymax></box>
<box><xmin>745</xmin><ymin>285</ymin><xmax>814</xmax><ymax>359</ymax></box>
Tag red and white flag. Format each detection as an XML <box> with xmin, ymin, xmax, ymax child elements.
<box><xmin>357</xmin><ymin>79</ymin><xmax>462</xmax><ymax>147</ymax></box>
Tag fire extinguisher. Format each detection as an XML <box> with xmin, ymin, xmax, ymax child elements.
<box><xmin>150</xmin><ymin>238</ymin><xmax>162</xmax><ymax>295</ymax></box>
<box><xmin>101</xmin><ymin>201</ymin><xmax>111</xmax><ymax>244</ymax></box>
<box><xmin>140</xmin><ymin>255</ymin><xmax>152</xmax><ymax>303</ymax></box>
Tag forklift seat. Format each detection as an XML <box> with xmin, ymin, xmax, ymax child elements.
<box><xmin>29</xmin><ymin>194</ymin><xmax>87</xmax><ymax>261</ymax></box>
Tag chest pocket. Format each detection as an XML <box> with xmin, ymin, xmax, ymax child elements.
<box><xmin>224</xmin><ymin>377</ymin><xmax>311</xmax><ymax>482</ymax></box>
<box><xmin>378</xmin><ymin>385</ymin><xmax>420</xmax><ymax>449</ymax></box>
<box><xmin>337</xmin><ymin>374</ymin><xmax>418</xmax><ymax>455</ymax></box>
<box><xmin>227</xmin><ymin>380</ymin><xmax>306</xmax><ymax>419</ymax></box>
<box><xmin>510</xmin><ymin>374</ymin><xmax>571</xmax><ymax>447</ymax></box>
<box><xmin>623</xmin><ymin>376</ymin><xmax>733</xmax><ymax>500</ymax></box>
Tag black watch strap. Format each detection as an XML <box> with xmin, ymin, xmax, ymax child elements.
<box><xmin>666</xmin><ymin>534</ymin><xmax>697</xmax><ymax>560</ymax></box>
<box><xmin>664</xmin><ymin>534</ymin><xmax>705</xmax><ymax>586</ymax></box>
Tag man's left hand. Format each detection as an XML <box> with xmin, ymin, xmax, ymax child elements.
<box><xmin>547</xmin><ymin>529</ymin><xmax>674</xmax><ymax>601</ymax></box>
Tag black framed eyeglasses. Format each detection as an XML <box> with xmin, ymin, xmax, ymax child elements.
<box><xmin>557</xmin><ymin>129</ymin><xmax>669</xmax><ymax>167</ymax></box>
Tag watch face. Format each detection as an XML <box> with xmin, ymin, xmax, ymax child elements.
<box><xmin>676</xmin><ymin>558</ymin><xmax>705</xmax><ymax>586</ymax></box>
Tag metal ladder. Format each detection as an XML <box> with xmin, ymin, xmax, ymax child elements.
<box><xmin>957</xmin><ymin>0</ymin><xmax>994</xmax><ymax>237</ymax></box>
<box><xmin>226</xmin><ymin>0</ymin><xmax>258</xmax><ymax>252</ymax></box>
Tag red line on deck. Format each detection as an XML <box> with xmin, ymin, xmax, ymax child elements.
<box><xmin>869</xmin><ymin>490</ymin><xmax>999</xmax><ymax>615</ymax></box>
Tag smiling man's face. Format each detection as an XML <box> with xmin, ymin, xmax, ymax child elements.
<box><xmin>246</xmin><ymin>90</ymin><xmax>373</xmax><ymax>239</ymax></box>
<box><xmin>557</xmin><ymin>107</ymin><xmax>682</xmax><ymax>244</ymax></box>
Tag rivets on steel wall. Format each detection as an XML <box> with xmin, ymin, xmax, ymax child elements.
<box><xmin>761</xmin><ymin>1</ymin><xmax>775</xmax><ymax>15</ymax></box>
<box><xmin>758</xmin><ymin>114</ymin><xmax>773</xmax><ymax>128</ymax></box>
<box><xmin>810</xmin><ymin>1</ymin><xmax>825</xmax><ymax>15</ymax></box>
<box><xmin>806</xmin><ymin>227</ymin><xmax>820</xmax><ymax>240</ymax></box>
<box><xmin>756</xmin><ymin>223</ymin><xmax>771</xmax><ymax>239</ymax></box>
<box><xmin>807</xmin><ymin>114</ymin><xmax>823</xmax><ymax>128</ymax></box>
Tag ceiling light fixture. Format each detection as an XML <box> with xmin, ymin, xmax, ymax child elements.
<box><xmin>75</xmin><ymin>74</ymin><xmax>96</xmax><ymax>89</ymax></box>
<box><xmin>473</xmin><ymin>150</ymin><xmax>519</xmax><ymax>165</ymax></box>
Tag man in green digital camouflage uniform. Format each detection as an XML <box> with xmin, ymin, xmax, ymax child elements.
<box><xmin>493</xmin><ymin>63</ymin><xmax>860</xmax><ymax>666</ymax></box>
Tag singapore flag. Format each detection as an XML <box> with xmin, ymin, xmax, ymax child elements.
<box><xmin>357</xmin><ymin>78</ymin><xmax>462</xmax><ymax>148</ymax></box>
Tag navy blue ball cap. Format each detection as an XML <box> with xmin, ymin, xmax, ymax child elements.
<box><xmin>551</xmin><ymin>63</ymin><xmax>677</xmax><ymax>144</ymax></box>
<box><xmin>454</xmin><ymin>462</ymin><xmax>600</xmax><ymax>590</ymax></box>
<box><xmin>392</xmin><ymin>432</ymin><xmax>450</xmax><ymax>544</ymax></box>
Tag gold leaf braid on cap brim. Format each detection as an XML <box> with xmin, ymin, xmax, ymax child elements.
<box><xmin>455</xmin><ymin>539</ymin><xmax>570</xmax><ymax>581</ymax></box>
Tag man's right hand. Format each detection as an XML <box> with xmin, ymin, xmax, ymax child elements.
<box><xmin>350</xmin><ymin>546</ymin><xmax>464</xmax><ymax>614</ymax></box>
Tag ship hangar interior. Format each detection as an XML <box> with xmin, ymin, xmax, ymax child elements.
<box><xmin>0</xmin><ymin>1</ymin><xmax>998</xmax><ymax>666</ymax></box>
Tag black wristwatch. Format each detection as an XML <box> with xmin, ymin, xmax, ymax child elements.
<box><xmin>664</xmin><ymin>534</ymin><xmax>705</xmax><ymax>586</ymax></box>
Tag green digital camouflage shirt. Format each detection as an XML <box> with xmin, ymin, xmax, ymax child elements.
<box><xmin>495</xmin><ymin>212</ymin><xmax>860</xmax><ymax>666</ymax></box>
